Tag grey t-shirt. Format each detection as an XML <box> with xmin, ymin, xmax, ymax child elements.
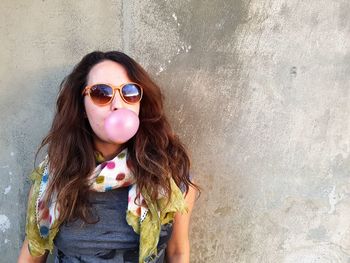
<box><xmin>53</xmin><ymin>187</ymin><xmax>172</xmax><ymax>263</ymax></box>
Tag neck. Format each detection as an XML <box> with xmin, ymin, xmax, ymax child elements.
<box><xmin>93</xmin><ymin>136</ymin><xmax>125</xmax><ymax>160</ymax></box>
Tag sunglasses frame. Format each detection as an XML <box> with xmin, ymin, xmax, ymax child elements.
<box><xmin>82</xmin><ymin>82</ymin><xmax>143</xmax><ymax>106</ymax></box>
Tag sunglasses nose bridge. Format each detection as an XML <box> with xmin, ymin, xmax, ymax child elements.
<box><xmin>110</xmin><ymin>87</ymin><xmax>125</xmax><ymax>109</ymax></box>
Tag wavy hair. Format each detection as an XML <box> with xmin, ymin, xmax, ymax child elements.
<box><xmin>35</xmin><ymin>51</ymin><xmax>198</xmax><ymax>223</ymax></box>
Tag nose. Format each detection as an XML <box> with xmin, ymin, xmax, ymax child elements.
<box><xmin>110</xmin><ymin>92</ymin><xmax>124</xmax><ymax>110</ymax></box>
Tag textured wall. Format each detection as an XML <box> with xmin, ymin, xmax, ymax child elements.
<box><xmin>1</xmin><ymin>0</ymin><xmax>350</xmax><ymax>262</ymax></box>
<box><xmin>124</xmin><ymin>1</ymin><xmax>350</xmax><ymax>261</ymax></box>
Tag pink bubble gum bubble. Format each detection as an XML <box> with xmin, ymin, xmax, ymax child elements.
<box><xmin>104</xmin><ymin>109</ymin><xmax>140</xmax><ymax>144</ymax></box>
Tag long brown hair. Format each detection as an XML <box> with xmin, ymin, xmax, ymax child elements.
<box><xmin>35</xmin><ymin>51</ymin><xmax>198</xmax><ymax>223</ymax></box>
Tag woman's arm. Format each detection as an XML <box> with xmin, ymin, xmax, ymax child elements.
<box><xmin>166</xmin><ymin>185</ymin><xmax>197</xmax><ymax>263</ymax></box>
<box><xmin>18</xmin><ymin>238</ymin><xmax>48</xmax><ymax>263</ymax></box>
<box><xmin>17</xmin><ymin>186</ymin><xmax>48</xmax><ymax>263</ymax></box>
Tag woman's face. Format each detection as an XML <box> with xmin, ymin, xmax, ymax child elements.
<box><xmin>84</xmin><ymin>60</ymin><xmax>140</xmax><ymax>145</ymax></box>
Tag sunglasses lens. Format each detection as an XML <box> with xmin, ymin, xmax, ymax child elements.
<box><xmin>90</xmin><ymin>84</ymin><xmax>113</xmax><ymax>105</ymax></box>
<box><xmin>121</xmin><ymin>84</ymin><xmax>142</xmax><ymax>103</ymax></box>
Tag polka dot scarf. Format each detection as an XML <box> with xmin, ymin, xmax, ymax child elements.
<box><xmin>36</xmin><ymin>148</ymin><xmax>147</xmax><ymax>237</ymax></box>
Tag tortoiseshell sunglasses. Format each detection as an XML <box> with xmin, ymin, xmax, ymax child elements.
<box><xmin>82</xmin><ymin>83</ymin><xmax>143</xmax><ymax>106</ymax></box>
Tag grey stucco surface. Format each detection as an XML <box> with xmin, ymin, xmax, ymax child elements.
<box><xmin>1</xmin><ymin>0</ymin><xmax>350</xmax><ymax>262</ymax></box>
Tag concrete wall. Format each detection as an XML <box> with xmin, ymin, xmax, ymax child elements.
<box><xmin>1</xmin><ymin>0</ymin><xmax>349</xmax><ymax>262</ymax></box>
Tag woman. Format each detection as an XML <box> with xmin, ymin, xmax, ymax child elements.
<box><xmin>18</xmin><ymin>51</ymin><xmax>198</xmax><ymax>263</ymax></box>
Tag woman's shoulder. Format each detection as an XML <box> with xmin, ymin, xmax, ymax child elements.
<box><xmin>178</xmin><ymin>172</ymin><xmax>194</xmax><ymax>194</ymax></box>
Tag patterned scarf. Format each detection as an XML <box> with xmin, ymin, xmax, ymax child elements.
<box><xmin>26</xmin><ymin>148</ymin><xmax>187</xmax><ymax>263</ymax></box>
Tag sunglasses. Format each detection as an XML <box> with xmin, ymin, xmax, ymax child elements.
<box><xmin>82</xmin><ymin>83</ymin><xmax>143</xmax><ymax>106</ymax></box>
